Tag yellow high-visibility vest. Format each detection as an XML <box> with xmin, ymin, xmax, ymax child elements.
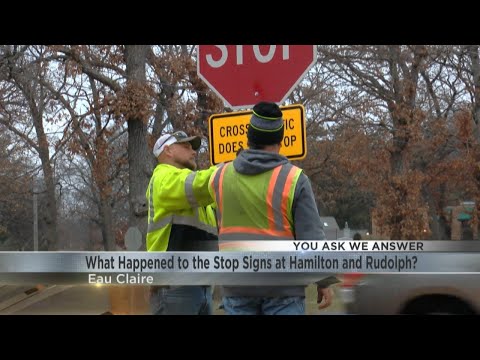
<box><xmin>146</xmin><ymin>163</ymin><xmax>217</xmax><ymax>251</ymax></box>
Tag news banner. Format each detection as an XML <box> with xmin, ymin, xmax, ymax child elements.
<box><xmin>1</xmin><ymin>240</ymin><xmax>480</xmax><ymax>286</ymax></box>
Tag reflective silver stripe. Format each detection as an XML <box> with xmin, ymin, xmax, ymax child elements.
<box><xmin>271</xmin><ymin>164</ymin><xmax>294</xmax><ymax>232</ymax></box>
<box><xmin>212</xmin><ymin>163</ymin><xmax>226</xmax><ymax>227</ymax></box>
<box><xmin>219</xmin><ymin>233</ymin><xmax>294</xmax><ymax>241</ymax></box>
<box><xmin>172</xmin><ymin>214</ymin><xmax>218</xmax><ymax>236</ymax></box>
<box><xmin>147</xmin><ymin>215</ymin><xmax>173</xmax><ymax>233</ymax></box>
<box><xmin>148</xmin><ymin>178</ymin><xmax>155</xmax><ymax>225</ymax></box>
<box><xmin>219</xmin><ymin>240</ymin><xmax>274</xmax><ymax>251</ymax></box>
<box><xmin>185</xmin><ymin>172</ymin><xmax>198</xmax><ymax>208</ymax></box>
<box><xmin>147</xmin><ymin>214</ymin><xmax>218</xmax><ymax>236</ymax></box>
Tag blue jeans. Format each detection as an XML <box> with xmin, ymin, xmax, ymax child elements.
<box><xmin>222</xmin><ymin>296</ymin><xmax>305</xmax><ymax>315</ymax></box>
<box><xmin>150</xmin><ymin>286</ymin><xmax>212</xmax><ymax>315</ymax></box>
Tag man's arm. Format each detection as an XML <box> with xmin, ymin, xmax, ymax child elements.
<box><xmin>291</xmin><ymin>173</ymin><xmax>326</xmax><ymax>240</ymax></box>
<box><xmin>156</xmin><ymin>166</ymin><xmax>217</xmax><ymax>211</ymax></box>
<box><xmin>293</xmin><ymin>172</ymin><xmax>334</xmax><ymax>309</ymax></box>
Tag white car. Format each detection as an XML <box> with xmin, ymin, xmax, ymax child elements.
<box><xmin>339</xmin><ymin>273</ymin><xmax>480</xmax><ymax>314</ymax></box>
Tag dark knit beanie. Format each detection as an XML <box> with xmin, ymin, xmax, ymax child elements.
<box><xmin>247</xmin><ymin>102</ymin><xmax>284</xmax><ymax>146</ymax></box>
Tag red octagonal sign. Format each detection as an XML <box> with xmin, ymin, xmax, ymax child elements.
<box><xmin>197</xmin><ymin>45</ymin><xmax>316</xmax><ymax>109</ymax></box>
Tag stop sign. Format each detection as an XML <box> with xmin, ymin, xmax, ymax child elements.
<box><xmin>197</xmin><ymin>45</ymin><xmax>316</xmax><ymax>109</ymax></box>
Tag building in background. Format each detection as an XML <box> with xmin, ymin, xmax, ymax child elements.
<box><xmin>445</xmin><ymin>201</ymin><xmax>478</xmax><ymax>241</ymax></box>
<box><xmin>319</xmin><ymin>216</ymin><xmax>340</xmax><ymax>240</ymax></box>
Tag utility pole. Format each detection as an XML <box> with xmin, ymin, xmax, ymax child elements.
<box><xmin>33</xmin><ymin>178</ymin><xmax>38</xmax><ymax>251</ymax></box>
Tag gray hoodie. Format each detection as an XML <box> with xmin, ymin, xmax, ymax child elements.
<box><xmin>221</xmin><ymin>149</ymin><xmax>326</xmax><ymax>297</ymax></box>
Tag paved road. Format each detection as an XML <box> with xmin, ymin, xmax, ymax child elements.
<box><xmin>0</xmin><ymin>285</ymin><xmax>110</xmax><ymax>315</ymax></box>
<box><xmin>0</xmin><ymin>283</ymin><xmax>346</xmax><ymax>315</ymax></box>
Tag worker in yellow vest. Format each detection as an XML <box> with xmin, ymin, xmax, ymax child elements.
<box><xmin>209</xmin><ymin>102</ymin><xmax>333</xmax><ymax>315</ymax></box>
<box><xmin>147</xmin><ymin>130</ymin><xmax>218</xmax><ymax>315</ymax></box>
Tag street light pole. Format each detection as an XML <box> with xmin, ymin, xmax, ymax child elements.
<box><xmin>33</xmin><ymin>179</ymin><xmax>38</xmax><ymax>251</ymax></box>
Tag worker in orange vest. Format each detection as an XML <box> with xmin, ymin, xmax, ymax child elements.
<box><xmin>209</xmin><ymin>102</ymin><xmax>333</xmax><ymax>315</ymax></box>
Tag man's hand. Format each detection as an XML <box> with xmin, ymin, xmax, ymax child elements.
<box><xmin>317</xmin><ymin>286</ymin><xmax>334</xmax><ymax>310</ymax></box>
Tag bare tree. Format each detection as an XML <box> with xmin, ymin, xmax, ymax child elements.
<box><xmin>0</xmin><ymin>45</ymin><xmax>59</xmax><ymax>249</ymax></box>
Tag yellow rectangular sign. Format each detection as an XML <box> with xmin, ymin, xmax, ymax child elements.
<box><xmin>208</xmin><ymin>104</ymin><xmax>306</xmax><ymax>165</ymax></box>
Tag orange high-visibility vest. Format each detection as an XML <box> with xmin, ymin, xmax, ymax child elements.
<box><xmin>210</xmin><ymin>162</ymin><xmax>302</xmax><ymax>250</ymax></box>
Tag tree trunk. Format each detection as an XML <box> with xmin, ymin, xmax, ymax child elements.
<box><xmin>99</xmin><ymin>196</ymin><xmax>116</xmax><ymax>250</ymax></box>
<box><xmin>124</xmin><ymin>45</ymin><xmax>150</xmax><ymax>249</ymax></box>
<box><xmin>32</xmin><ymin>98</ymin><xmax>58</xmax><ymax>250</ymax></box>
<box><xmin>39</xmin><ymin>157</ymin><xmax>58</xmax><ymax>250</ymax></box>
<box><xmin>467</xmin><ymin>46</ymin><xmax>480</xmax><ymax>133</ymax></box>
<box><xmin>422</xmin><ymin>185</ymin><xmax>448</xmax><ymax>240</ymax></box>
